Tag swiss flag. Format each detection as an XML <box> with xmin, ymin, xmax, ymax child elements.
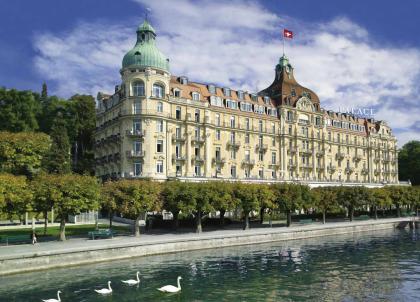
<box><xmin>283</xmin><ymin>29</ymin><xmax>293</xmax><ymax>39</ymax></box>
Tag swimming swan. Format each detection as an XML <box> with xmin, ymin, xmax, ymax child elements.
<box><xmin>122</xmin><ymin>271</ymin><xmax>140</xmax><ymax>285</ymax></box>
<box><xmin>94</xmin><ymin>281</ymin><xmax>112</xmax><ymax>295</ymax></box>
<box><xmin>42</xmin><ymin>290</ymin><xmax>61</xmax><ymax>302</ymax></box>
<box><xmin>157</xmin><ymin>276</ymin><xmax>182</xmax><ymax>293</ymax></box>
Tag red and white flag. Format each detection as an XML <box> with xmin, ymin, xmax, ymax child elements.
<box><xmin>283</xmin><ymin>29</ymin><xmax>293</xmax><ymax>39</ymax></box>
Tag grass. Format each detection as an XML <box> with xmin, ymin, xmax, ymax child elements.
<box><xmin>0</xmin><ymin>224</ymin><xmax>131</xmax><ymax>238</ymax></box>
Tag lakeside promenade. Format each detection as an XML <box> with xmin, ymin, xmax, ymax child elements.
<box><xmin>0</xmin><ymin>217</ymin><xmax>416</xmax><ymax>276</ymax></box>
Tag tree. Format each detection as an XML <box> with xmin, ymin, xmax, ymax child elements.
<box><xmin>208</xmin><ymin>182</ymin><xmax>237</xmax><ymax>226</ymax></box>
<box><xmin>0</xmin><ymin>88</ymin><xmax>41</xmax><ymax>132</ymax></box>
<box><xmin>272</xmin><ymin>184</ymin><xmax>304</xmax><ymax>227</ymax></box>
<box><xmin>42</xmin><ymin>114</ymin><xmax>71</xmax><ymax>174</ymax></box>
<box><xmin>119</xmin><ymin>180</ymin><xmax>161</xmax><ymax>237</ymax></box>
<box><xmin>67</xmin><ymin>95</ymin><xmax>96</xmax><ymax>175</ymax></box>
<box><xmin>0</xmin><ymin>131</ymin><xmax>51</xmax><ymax>177</ymax></box>
<box><xmin>367</xmin><ymin>188</ymin><xmax>391</xmax><ymax>219</ymax></box>
<box><xmin>39</xmin><ymin>174</ymin><xmax>100</xmax><ymax>241</ymax></box>
<box><xmin>191</xmin><ymin>183</ymin><xmax>214</xmax><ymax>233</ymax></box>
<box><xmin>255</xmin><ymin>184</ymin><xmax>276</xmax><ymax>224</ymax></box>
<box><xmin>312</xmin><ymin>187</ymin><xmax>339</xmax><ymax>224</ymax></box>
<box><xmin>385</xmin><ymin>186</ymin><xmax>407</xmax><ymax>217</ymax></box>
<box><xmin>398</xmin><ymin>141</ymin><xmax>420</xmax><ymax>185</ymax></box>
<box><xmin>233</xmin><ymin>183</ymin><xmax>259</xmax><ymax>230</ymax></box>
<box><xmin>0</xmin><ymin>174</ymin><xmax>32</xmax><ymax>224</ymax></box>
<box><xmin>162</xmin><ymin>181</ymin><xmax>183</xmax><ymax>229</ymax></box>
<box><xmin>337</xmin><ymin>186</ymin><xmax>369</xmax><ymax>221</ymax></box>
<box><xmin>101</xmin><ymin>181</ymin><xmax>126</xmax><ymax>229</ymax></box>
<box><xmin>32</xmin><ymin>174</ymin><xmax>58</xmax><ymax>234</ymax></box>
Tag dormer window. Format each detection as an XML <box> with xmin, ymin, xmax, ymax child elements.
<box><xmin>180</xmin><ymin>77</ymin><xmax>188</xmax><ymax>85</ymax></box>
<box><xmin>192</xmin><ymin>92</ymin><xmax>200</xmax><ymax>101</ymax></box>
<box><xmin>173</xmin><ymin>88</ymin><xmax>181</xmax><ymax>98</ymax></box>
<box><xmin>264</xmin><ymin>96</ymin><xmax>270</xmax><ymax>105</ymax></box>
<box><xmin>238</xmin><ymin>90</ymin><xmax>244</xmax><ymax>100</ymax></box>
<box><xmin>208</xmin><ymin>84</ymin><xmax>216</xmax><ymax>94</ymax></box>
<box><xmin>251</xmin><ymin>94</ymin><xmax>258</xmax><ymax>102</ymax></box>
<box><xmin>223</xmin><ymin>87</ymin><xmax>231</xmax><ymax>97</ymax></box>
<box><xmin>291</xmin><ymin>89</ymin><xmax>296</xmax><ymax>97</ymax></box>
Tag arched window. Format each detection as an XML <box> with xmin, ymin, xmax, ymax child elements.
<box><xmin>132</xmin><ymin>81</ymin><xmax>145</xmax><ymax>96</ymax></box>
<box><xmin>153</xmin><ymin>83</ymin><xmax>164</xmax><ymax>98</ymax></box>
<box><xmin>157</xmin><ymin>101</ymin><xmax>163</xmax><ymax>113</ymax></box>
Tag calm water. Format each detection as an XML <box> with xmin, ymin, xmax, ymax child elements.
<box><xmin>1</xmin><ymin>229</ymin><xmax>420</xmax><ymax>302</ymax></box>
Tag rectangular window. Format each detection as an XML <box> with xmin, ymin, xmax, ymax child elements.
<box><xmin>174</xmin><ymin>89</ymin><xmax>181</xmax><ymax>97</ymax></box>
<box><xmin>134</xmin><ymin>101</ymin><xmax>141</xmax><ymax>114</ymax></box>
<box><xmin>272</xmin><ymin>137</ymin><xmax>275</xmax><ymax>147</ymax></box>
<box><xmin>210</xmin><ymin>96</ymin><xmax>223</xmax><ymax>107</ymax></box>
<box><xmin>195</xmin><ymin>165</ymin><xmax>201</xmax><ymax>176</ymax></box>
<box><xmin>133</xmin><ymin>119</ymin><xmax>141</xmax><ymax>132</ymax></box>
<box><xmin>271</xmin><ymin>152</ymin><xmax>276</xmax><ymax>164</ymax></box>
<box><xmin>215</xmin><ymin>129</ymin><xmax>221</xmax><ymax>140</ymax></box>
<box><xmin>259</xmin><ymin>120</ymin><xmax>263</xmax><ymax>132</ymax></box>
<box><xmin>156</xmin><ymin>120</ymin><xmax>164</xmax><ymax>132</ymax></box>
<box><xmin>175</xmin><ymin>144</ymin><xmax>181</xmax><ymax>157</ymax></box>
<box><xmin>271</xmin><ymin>123</ymin><xmax>276</xmax><ymax>134</ymax></box>
<box><xmin>215</xmin><ymin>114</ymin><xmax>220</xmax><ymax>126</ymax></box>
<box><xmin>156</xmin><ymin>140</ymin><xmax>163</xmax><ymax>153</ymax></box>
<box><xmin>208</xmin><ymin>84</ymin><xmax>216</xmax><ymax>94</ymax></box>
<box><xmin>231</xmin><ymin>150</ymin><xmax>236</xmax><ymax>159</ymax></box>
<box><xmin>175</xmin><ymin>127</ymin><xmax>181</xmax><ymax>138</ymax></box>
<box><xmin>194</xmin><ymin>127</ymin><xmax>200</xmax><ymax>139</ymax></box>
<box><xmin>231</xmin><ymin>165</ymin><xmax>236</xmax><ymax>178</ymax></box>
<box><xmin>289</xmin><ymin>125</ymin><xmax>292</xmax><ymax>135</ymax></box>
<box><xmin>223</xmin><ymin>87</ymin><xmax>231</xmax><ymax>97</ymax></box>
<box><xmin>195</xmin><ymin>110</ymin><xmax>200</xmax><ymax>122</ymax></box>
<box><xmin>245</xmin><ymin>133</ymin><xmax>250</xmax><ymax>144</ymax></box>
<box><xmin>134</xmin><ymin>141</ymin><xmax>142</xmax><ymax>154</ymax></box>
<box><xmin>258</xmin><ymin>169</ymin><xmax>264</xmax><ymax>179</ymax></box>
<box><xmin>245</xmin><ymin>118</ymin><xmax>250</xmax><ymax>130</ymax></box>
<box><xmin>176</xmin><ymin>164</ymin><xmax>182</xmax><ymax>176</ymax></box>
<box><xmin>215</xmin><ymin>147</ymin><xmax>221</xmax><ymax>160</ymax></box>
<box><xmin>156</xmin><ymin>160</ymin><xmax>163</xmax><ymax>173</ymax></box>
<box><xmin>271</xmin><ymin>170</ymin><xmax>276</xmax><ymax>179</ymax></box>
<box><xmin>176</xmin><ymin>106</ymin><xmax>181</xmax><ymax>120</ymax></box>
<box><xmin>192</xmin><ymin>92</ymin><xmax>200</xmax><ymax>101</ymax></box>
<box><xmin>230</xmin><ymin>116</ymin><xmax>235</xmax><ymax>128</ymax></box>
<box><xmin>134</xmin><ymin>162</ymin><xmax>142</xmax><ymax>176</ymax></box>
<box><xmin>259</xmin><ymin>151</ymin><xmax>264</xmax><ymax>162</ymax></box>
<box><xmin>245</xmin><ymin>150</ymin><xmax>250</xmax><ymax>161</ymax></box>
<box><xmin>157</xmin><ymin>101</ymin><xmax>163</xmax><ymax>113</ymax></box>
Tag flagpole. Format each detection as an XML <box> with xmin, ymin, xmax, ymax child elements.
<box><xmin>283</xmin><ymin>31</ymin><xmax>285</xmax><ymax>55</ymax></box>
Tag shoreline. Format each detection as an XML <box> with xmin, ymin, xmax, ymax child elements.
<box><xmin>0</xmin><ymin>217</ymin><xmax>415</xmax><ymax>276</ymax></box>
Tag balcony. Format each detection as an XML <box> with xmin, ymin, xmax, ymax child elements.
<box><xmin>353</xmin><ymin>154</ymin><xmax>363</xmax><ymax>162</ymax></box>
<box><xmin>126</xmin><ymin>129</ymin><xmax>146</xmax><ymax>138</ymax></box>
<box><xmin>287</xmin><ymin>147</ymin><xmax>297</xmax><ymax>154</ymax></box>
<box><xmin>191</xmin><ymin>136</ymin><xmax>205</xmax><ymax>144</ymax></box>
<box><xmin>212</xmin><ymin>157</ymin><xmax>226</xmax><ymax>165</ymax></box>
<box><xmin>316</xmin><ymin>150</ymin><xmax>325</xmax><ymax>157</ymax></box>
<box><xmin>374</xmin><ymin>158</ymin><xmax>380</xmax><ymax>163</ymax></box>
<box><xmin>336</xmin><ymin>152</ymin><xmax>345</xmax><ymax>160</ymax></box>
<box><xmin>300</xmin><ymin>149</ymin><xmax>313</xmax><ymax>155</ymax></box>
<box><xmin>172</xmin><ymin>134</ymin><xmax>186</xmax><ymax>143</ymax></box>
<box><xmin>345</xmin><ymin>167</ymin><xmax>354</xmax><ymax>174</ymax></box>
<box><xmin>227</xmin><ymin>141</ymin><xmax>241</xmax><ymax>150</ymax></box>
<box><xmin>288</xmin><ymin>163</ymin><xmax>297</xmax><ymax>170</ymax></box>
<box><xmin>383</xmin><ymin>158</ymin><xmax>391</xmax><ymax>163</ymax></box>
<box><xmin>172</xmin><ymin>155</ymin><xmax>186</xmax><ymax>162</ymax></box>
<box><xmin>361</xmin><ymin>168</ymin><xmax>369</xmax><ymax>175</ymax></box>
<box><xmin>126</xmin><ymin>150</ymin><xmax>145</xmax><ymax>158</ymax></box>
<box><xmin>327</xmin><ymin>165</ymin><xmax>336</xmax><ymax>173</ymax></box>
<box><xmin>316</xmin><ymin>165</ymin><xmax>325</xmax><ymax>170</ymax></box>
<box><xmin>255</xmin><ymin>144</ymin><xmax>268</xmax><ymax>152</ymax></box>
<box><xmin>374</xmin><ymin>169</ymin><xmax>381</xmax><ymax>175</ymax></box>
<box><xmin>301</xmin><ymin>164</ymin><xmax>313</xmax><ymax>170</ymax></box>
<box><xmin>269</xmin><ymin>162</ymin><xmax>280</xmax><ymax>169</ymax></box>
<box><xmin>242</xmin><ymin>159</ymin><xmax>255</xmax><ymax>166</ymax></box>
<box><xmin>192</xmin><ymin>156</ymin><xmax>204</xmax><ymax>163</ymax></box>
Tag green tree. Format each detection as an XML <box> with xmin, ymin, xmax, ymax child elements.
<box><xmin>32</xmin><ymin>174</ymin><xmax>59</xmax><ymax>234</ymax></box>
<box><xmin>208</xmin><ymin>182</ymin><xmax>237</xmax><ymax>226</ymax></box>
<box><xmin>312</xmin><ymin>187</ymin><xmax>339</xmax><ymax>224</ymax></box>
<box><xmin>398</xmin><ymin>141</ymin><xmax>420</xmax><ymax>185</ymax></box>
<box><xmin>43</xmin><ymin>114</ymin><xmax>71</xmax><ymax>174</ymax></box>
<box><xmin>0</xmin><ymin>174</ymin><xmax>32</xmax><ymax>224</ymax></box>
<box><xmin>41</xmin><ymin>82</ymin><xmax>48</xmax><ymax>102</ymax></box>
<box><xmin>119</xmin><ymin>180</ymin><xmax>161</xmax><ymax>237</ymax></box>
<box><xmin>385</xmin><ymin>186</ymin><xmax>408</xmax><ymax>217</ymax></box>
<box><xmin>0</xmin><ymin>88</ymin><xmax>41</xmax><ymax>132</ymax></box>
<box><xmin>162</xmin><ymin>181</ymin><xmax>183</xmax><ymax>229</ymax></box>
<box><xmin>367</xmin><ymin>188</ymin><xmax>391</xmax><ymax>219</ymax></box>
<box><xmin>101</xmin><ymin>181</ymin><xmax>126</xmax><ymax>229</ymax></box>
<box><xmin>0</xmin><ymin>131</ymin><xmax>51</xmax><ymax>177</ymax></box>
<box><xmin>272</xmin><ymin>183</ymin><xmax>304</xmax><ymax>227</ymax></box>
<box><xmin>192</xmin><ymin>183</ymin><xmax>214</xmax><ymax>233</ymax></box>
<box><xmin>256</xmin><ymin>184</ymin><xmax>276</xmax><ymax>224</ymax></box>
<box><xmin>337</xmin><ymin>186</ymin><xmax>369</xmax><ymax>221</ymax></box>
<box><xmin>233</xmin><ymin>183</ymin><xmax>259</xmax><ymax>230</ymax></box>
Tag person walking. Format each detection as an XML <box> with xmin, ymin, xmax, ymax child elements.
<box><xmin>31</xmin><ymin>231</ymin><xmax>37</xmax><ymax>245</ymax></box>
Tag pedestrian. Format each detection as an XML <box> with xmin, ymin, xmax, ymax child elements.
<box><xmin>31</xmin><ymin>231</ymin><xmax>37</xmax><ymax>245</ymax></box>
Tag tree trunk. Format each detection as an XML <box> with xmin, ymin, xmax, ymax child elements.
<box><xmin>44</xmin><ymin>210</ymin><xmax>48</xmax><ymax>235</ymax></box>
<box><xmin>134</xmin><ymin>215</ymin><xmax>141</xmax><ymax>237</ymax></box>
<box><xmin>196</xmin><ymin>211</ymin><xmax>202</xmax><ymax>233</ymax></box>
<box><xmin>59</xmin><ymin>218</ymin><xmax>66</xmax><ymax>241</ymax></box>
<box><xmin>382</xmin><ymin>208</ymin><xmax>385</xmax><ymax>217</ymax></box>
<box><xmin>322</xmin><ymin>210</ymin><xmax>326</xmax><ymax>224</ymax></box>
<box><xmin>374</xmin><ymin>206</ymin><xmax>378</xmax><ymax>220</ymax></box>
<box><xmin>219</xmin><ymin>209</ymin><xmax>226</xmax><ymax>227</ymax></box>
<box><xmin>286</xmin><ymin>210</ymin><xmax>291</xmax><ymax>227</ymax></box>
<box><xmin>259</xmin><ymin>208</ymin><xmax>265</xmax><ymax>224</ymax></box>
<box><xmin>109</xmin><ymin>212</ymin><xmax>113</xmax><ymax>229</ymax></box>
<box><xmin>173</xmin><ymin>212</ymin><xmax>179</xmax><ymax>230</ymax></box>
<box><xmin>396</xmin><ymin>204</ymin><xmax>401</xmax><ymax>217</ymax></box>
<box><xmin>243</xmin><ymin>211</ymin><xmax>250</xmax><ymax>230</ymax></box>
<box><xmin>349</xmin><ymin>207</ymin><xmax>354</xmax><ymax>222</ymax></box>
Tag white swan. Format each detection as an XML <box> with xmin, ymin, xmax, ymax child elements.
<box><xmin>42</xmin><ymin>290</ymin><xmax>61</xmax><ymax>302</ymax></box>
<box><xmin>122</xmin><ymin>271</ymin><xmax>140</xmax><ymax>285</ymax></box>
<box><xmin>157</xmin><ymin>276</ymin><xmax>182</xmax><ymax>293</ymax></box>
<box><xmin>94</xmin><ymin>281</ymin><xmax>112</xmax><ymax>295</ymax></box>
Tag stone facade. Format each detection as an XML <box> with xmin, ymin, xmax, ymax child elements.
<box><xmin>95</xmin><ymin>20</ymin><xmax>399</xmax><ymax>185</ymax></box>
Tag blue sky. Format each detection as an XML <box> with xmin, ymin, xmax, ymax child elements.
<box><xmin>0</xmin><ymin>0</ymin><xmax>419</xmax><ymax>145</ymax></box>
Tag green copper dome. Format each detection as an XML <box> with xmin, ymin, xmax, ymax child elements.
<box><xmin>122</xmin><ymin>20</ymin><xmax>169</xmax><ymax>71</ymax></box>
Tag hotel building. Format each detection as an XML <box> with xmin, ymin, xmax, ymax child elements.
<box><xmin>95</xmin><ymin>20</ymin><xmax>400</xmax><ymax>185</ymax></box>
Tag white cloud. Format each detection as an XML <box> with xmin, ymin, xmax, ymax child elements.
<box><xmin>33</xmin><ymin>0</ymin><xmax>420</xmax><ymax>147</ymax></box>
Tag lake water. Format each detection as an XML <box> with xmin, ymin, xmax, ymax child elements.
<box><xmin>0</xmin><ymin>229</ymin><xmax>419</xmax><ymax>301</ymax></box>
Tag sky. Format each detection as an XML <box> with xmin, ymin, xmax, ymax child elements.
<box><xmin>0</xmin><ymin>0</ymin><xmax>419</xmax><ymax>146</ymax></box>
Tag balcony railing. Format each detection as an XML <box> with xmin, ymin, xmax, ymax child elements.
<box><xmin>269</xmin><ymin>162</ymin><xmax>280</xmax><ymax>169</ymax></box>
<box><xmin>172</xmin><ymin>134</ymin><xmax>186</xmax><ymax>142</ymax></box>
<box><xmin>242</xmin><ymin>159</ymin><xmax>255</xmax><ymax>166</ymax></box>
<box><xmin>300</xmin><ymin>149</ymin><xmax>313</xmax><ymax>155</ymax></box>
<box><xmin>301</xmin><ymin>164</ymin><xmax>313</xmax><ymax>169</ymax></box>
<box><xmin>126</xmin><ymin>129</ymin><xmax>145</xmax><ymax>137</ymax></box>
<box><xmin>374</xmin><ymin>158</ymin><xmax>380</xmax><ymax>163</ymax></box>
<box><xmin>361</xmin><ymin>168</ymin><xmax>369</xmax><ymax>175</ymax></box>
<box><xmin>192</xmin><ymin>156</ymin><xmax>204</xmax><ymax>163</ymax></box>
<box><xmin>336</xmin><ymin>152</ymin><xmax>345</xmax><ymax>160</ymax></box>
<box><xmin>345</xmin><ymin>167</ymin><xmax>354</xmax><ymax>174</ymax></box>
<box><xmin>316</xmin><ymin>150</ymin><xmax>325</xmax><ymax>157</ymax></box>
<box><xmin>227</xmin><ymin>141</ymin><xmax>241</xmax><ymax>149</ymax></box>
<box><xmin>288</xmin><ymin>163</ymin><xmax>297</xmax><ymax>170</ymax></box>
<box><xmin>191</xmin><ymin>136</ymin><xmax>206</xmax><ymax>144</ymax></box>
<box><xmin>172</xmin><ymin>155</ymin><xmax>186</xmax><ymax>162</ymax></box>
<box><xmin>327</xmin><ymin>165</ymin><xmax>336</xmax><ymax>173</ymax></box>
<box><xmin>212</xmin><ymin>157</ymin><xmax>226</xmax><ymax>165</ymax></box>
<box><xmin>353</xmin><ymin>154</ymin><xmax>363</xmax><ymax>162</ymax></box>
<box><xmin>255</xmin><ymin>144</ymin><xmax>268</xmax><ymax>152</ymax></box>
<box><xmin>287</xmin><ymin>147</ymin><xmax>297</xmax><ymax>154</ymax></box>
<box><xmin>374</xmin><ymin>169</ymin><xmax>381</xmax><ymax>175</ymax></box>
<box><xmin>126</xmin><ymin>150</ymin><xmax>145</xmax><ymax>158</ymax></box>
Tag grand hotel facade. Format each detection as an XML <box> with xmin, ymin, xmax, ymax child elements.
<box><xmin>94</xmin><ymin>20</ymin><xmax>400</xmax><ymax>186</ymax></box>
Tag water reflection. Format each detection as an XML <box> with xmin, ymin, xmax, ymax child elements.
<box><xmin>0</xmin><ymin>229</ymin><xmax>419</xmax><ymax>301</ymax></box>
